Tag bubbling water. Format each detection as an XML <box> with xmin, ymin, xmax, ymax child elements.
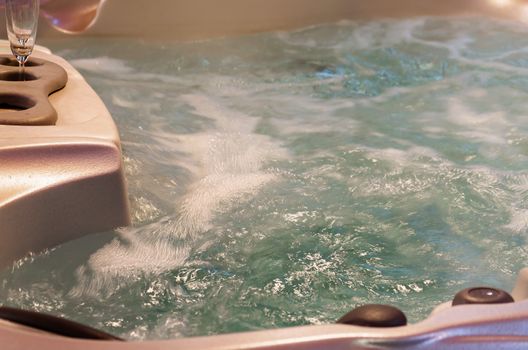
<box><xmin>2</xmin><ymin>16</ymin><xmax>528</xmax><ymax>340</ymax></box>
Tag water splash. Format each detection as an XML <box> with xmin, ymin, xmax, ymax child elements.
<box><xmin>71</xmin><ymin>88</ymin><xmax>288</xmax><ymax>296</ymax></box>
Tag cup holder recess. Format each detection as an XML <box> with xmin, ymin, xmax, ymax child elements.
<box><xmin>0</xmin><ymin>71</ymin><xmax>38</xmax><ymax>82</ymax></box>
<box><xmin>0</xmin><ymin>94</ymin><xmax>36</xmax><ymax>112</ymax></box>
<box><xmin>0</xmin><ymin>57</ymin><xmax>43</xmax><ymax>67</ymax></box>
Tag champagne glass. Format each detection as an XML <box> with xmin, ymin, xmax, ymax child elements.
<box><xmin>5</xmin><ymin>0</ymin><xmax>39</xmax><ymax>77</ymax></box>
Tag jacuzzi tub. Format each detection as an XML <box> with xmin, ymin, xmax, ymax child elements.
<box><xmin>3</xmin><ymin>0</ymin><xmax>528</xmax><ymax>349</ymax></box>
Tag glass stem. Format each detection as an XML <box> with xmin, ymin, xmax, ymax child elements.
<box><xmin>17</xmin><ymin>58</ymin><xmax>26</xmax><ymax>81</ymax></box>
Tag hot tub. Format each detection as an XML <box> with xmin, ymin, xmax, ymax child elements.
<box><xmin>2</xmin><ymin>0</ymin><xmax>528</xmax><ymax>349</ymax></box>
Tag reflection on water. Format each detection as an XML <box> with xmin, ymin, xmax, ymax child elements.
<box><xmin>2</xmin><ymin>16</ymin><xmax>528</xmax><ymax>339</ymax></box>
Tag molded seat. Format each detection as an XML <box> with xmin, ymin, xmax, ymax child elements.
<box><xmin>0</xmin><ymin>47</ymin><xmax>130</xmax><ymax>269</ymax></box>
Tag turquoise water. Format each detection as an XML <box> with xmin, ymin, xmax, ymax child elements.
<box><xmin>2</xmin><ymin>16</ymin><xmax>528</xmax><ymax>339</ymax></box>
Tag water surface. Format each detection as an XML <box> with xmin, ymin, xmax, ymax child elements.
<box><xmin>2</xmin><ymin>16</ymin><xmax>528</xmax><ymax>339</ymax></box>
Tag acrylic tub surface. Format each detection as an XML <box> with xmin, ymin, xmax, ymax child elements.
<box><xmin>0</xmin><ymin>42</ymin><xmax>130</xmax><ymax>268</ymax></box>
<box><xmin>17</xmin><ymin>0</ymin><xmax>528</xmax><ymax>40</ymax></box>
<box><xmin>0</xmin><ymin>0</ymin><xmax>524</xmax><ymax>40</ymax></box>
<box><xmin>3</xmin><ymin>291</ymin><xmax>528</xmax><ymax>349</ymax></box>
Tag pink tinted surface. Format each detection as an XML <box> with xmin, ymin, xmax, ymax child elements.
<box><xmin>0</xmin><ymin>0</ymin><xmax>104</xmax><ymax>33</ymax></box>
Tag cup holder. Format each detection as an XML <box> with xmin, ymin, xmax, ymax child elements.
<box><xmin>0</xmin><ymin>71</ymin><xmax>38</xmax><ymax>81</ymax></box>
<box><xmin>0</xmin><ymin>57</ymin><xmax>42</xmax><ymax>67</ymax></box>
<box><xmin>0</xmin><ymin>94</ymin><xmax>36</xmax><ymax>112</ymax></box>
<box><xmin>0</xmin><ymin>54</ymin><xmax>67</xmax><ymax>125</ymax></box>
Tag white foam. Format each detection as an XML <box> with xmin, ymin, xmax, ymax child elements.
<box><xmin>364</xmin><ymin>145</ymin><xmax>446</xmax><ymax>167</ymax></box>
<box><xmin>112</xmin><ymin>95</ymin><xmax>138</xmax><ymax>108</ymax></box>
<box><xmin>446</xmin><ymin>98</ymin><xmax>507</xmax><ymax>127</ymax></box>
<box><xmin>506</xmin><ymin>209</ymin><xmax>528</xmax><ymax>233</ymax></box>
<box><xmin>504</xmin><ymin>174</ymin><xmax>528</xmax><ymax>233</ymax></box>
<box><xmin>71</xmin><ymin>225</ymin><xmax>191</xmax><ymax>297</ymax></box>
<box><xmin>168</xmin><ymin>94</ymin><xmax>288</xmax><ymax>237</ymax></box>
<box><xmin>456</xmin><ymin>131</ymin><xmax>507</xmax><ymax>145</ymax></box>
<box><xmin>70</xmin><ymin>57</ymin><xmax>134</xmax><ymax>74</ymax></box>
<box><xmin>72</xmin><ymin>92</ymin><xmax>288</xmax><ymax>296</ymax></box>
<box><xmin>277</xmin><ymin>18</ymin><xmax>425</xmax><ymax>51</ymax></box>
